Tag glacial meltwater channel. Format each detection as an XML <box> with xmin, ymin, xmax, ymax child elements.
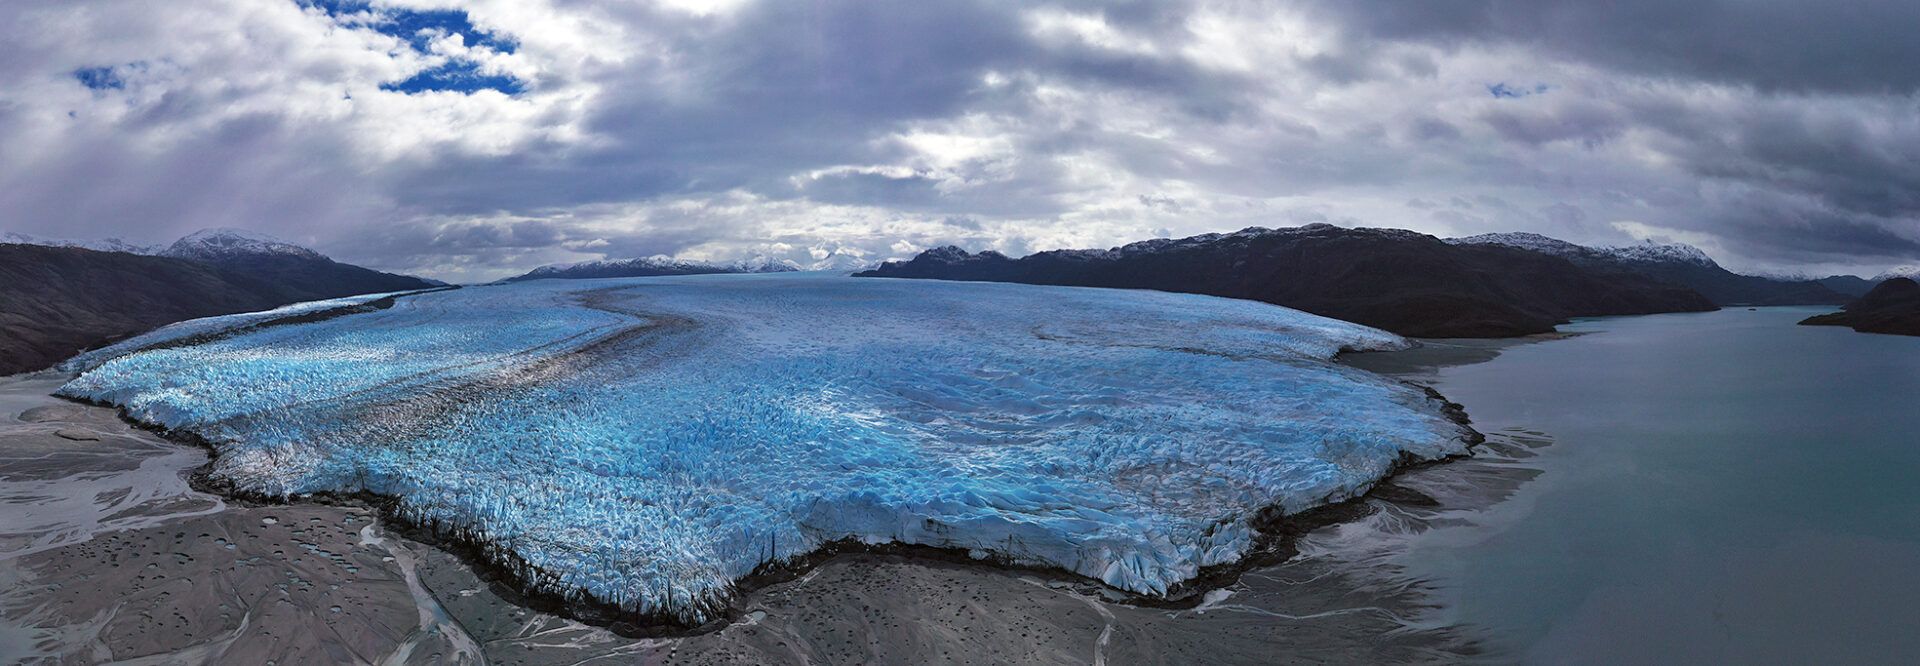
<box><xmin>1359</xmin><ymin>306</ymin><xmax>1920</xmax><ymax>664</ymax></box>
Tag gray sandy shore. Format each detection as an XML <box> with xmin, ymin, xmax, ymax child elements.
<box><xmin>1</xmin><ymin>365</ymin><xmax>1541</xmax><ymax>664</ymax></box>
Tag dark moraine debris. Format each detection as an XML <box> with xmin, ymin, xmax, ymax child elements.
<box><xmin>1799</xmin><ymin>277</ymin><xmax>1920</xmax><ymax>337</ymax></box>
<box><xmin>857</xmin><ymin>224</ymin><xmax>1717</xmax><ymax>338</ymax></box>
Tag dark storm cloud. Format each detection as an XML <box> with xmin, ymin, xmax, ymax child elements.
<box><xmin>1660</xmin><ymin>106</ymin><xmax>1920</xmax><ymax>219</ymax></box>
<box><xmin>1480</xmin><ymin>102</ymin><xmax>1624</xmax><ymax>147</ymax></box>
<box><xmin>1690</xmin><ymin>194</ymin><xmax>1920</xmax><ymax>265</ymax></box>
<box><xmin>1320</xmin><ymin>0</ymin><xmax>1920</xmax><ymax>94</ymax></box>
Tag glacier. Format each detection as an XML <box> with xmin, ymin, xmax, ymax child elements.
<box><xmin>56</xmin><ymin>273</ymin><xmax>1476</xmax><ymax>623</ymax></box>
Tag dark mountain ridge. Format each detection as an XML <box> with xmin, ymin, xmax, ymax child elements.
<box><xmin>1798</xmin><ymin>277</ymin><xmax>1920</xmax><ymax>337</ymax></box>
<box><xmin>857</xmin><ymin>224</ymin><xmax>1718</xmax><ymax>338</ymax></box>
<box><xmin>1</xmin><ymin>233</ymin><xmax>434</xmax><ymax>376</ymax></box>
<box><xmin>1448</xmin><ymin>232</ymin><xmax>1849</xmax><ymax>306</ymax></box>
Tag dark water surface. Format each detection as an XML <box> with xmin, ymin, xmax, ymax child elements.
<box><xmin>1368</xmin><ymin>307</ymin><xmax>1920</xmax><ymax>664</ymax></box>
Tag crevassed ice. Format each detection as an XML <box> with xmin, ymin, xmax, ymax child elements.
<box><xmin>57</xmin><ymin>291</ymin><xmax>408</xmax><ymax>374</ymax></box>
<box><xmin>57</xmin><ymin>273</ymin><xmax>1474</xmax><ymax>623</ymax></box>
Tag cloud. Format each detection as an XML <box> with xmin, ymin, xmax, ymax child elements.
<box><xmin>1317</xmin><ymin>0</ymin><xmax>1920</xmax><ymax>95</ymax></box>
<box><xmin>0</xmin><ymin>0</ymin><xmax>1916</xmax><ymax>281</ymax></box>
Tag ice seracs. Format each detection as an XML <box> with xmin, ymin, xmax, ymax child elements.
<box><xmin>59</xmin><ymin>274</ymin><xmax>1476</xmax><ymax>624</ymax></box>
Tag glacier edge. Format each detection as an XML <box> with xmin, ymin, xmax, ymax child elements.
<box><xmin>55</xmin><ymin>274</ymin><xmax>1476</xmax><ymax>625</ymax></box>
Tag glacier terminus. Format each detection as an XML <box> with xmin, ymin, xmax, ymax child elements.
<box><xmin>56</xmin><ymin>273</ymin><xmax>1477</xmax><ymax>624</ymax></box>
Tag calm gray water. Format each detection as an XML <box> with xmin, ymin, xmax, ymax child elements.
<box><xmin>1381</xmin><ymin>307</ymin><xmax>1920</xmax><ymax>664</ymax></box>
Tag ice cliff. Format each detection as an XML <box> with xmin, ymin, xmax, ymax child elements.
<box><xmin>58</xmin><ymin>274</ymin><xmax>1475</xmax><ymax>623</ymax></box>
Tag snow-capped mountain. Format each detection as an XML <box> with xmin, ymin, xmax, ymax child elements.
<box><xmin>1873</xmin><ymin>265</ymin><xmax>1920</xmax><ymax>282</ymax></box>
<box><xmin>805</xmin><ymin>252</ymin><xmax>881</xmax><ymax>273</ymax></box>
<box><xmin>1448</xmin><ymin>232</ymin><xmax>1717</xmax><ymax>268</ymax></box>
<box><xmin>1449</xmin><ymin>232</ymin><xmax>1844</xmax><ymax>306</ymax></box>
<box><xmin>505</xmin><ymin>256</ymin><xmax>801</xmax><ymax>282</ymax></box>
<box><xmin>4</xmin><ymin>227</ymin><xmax>331</xmax><ymax>262</ymax></box>
<box><xmin>1443</xmin><ymin>232</ymin><xmax>1590</xmax><ymax>259</ymax></box>
<box><xmin>1</xmin><ymin>231</ymin><xmax>160</xmax><ymax>255</ymax></box>
<box><xmin>159</xmin><ymin>228</ymin><xmax>325</xmax><ymax>262</ymax></box>
<box><xmin>1599</xmin><ymin>240</ymin><xmax>1718</xmax><ymax>267</ymax></box>
<box><xmin>859</xmin><ymin>224</ymin><xmax>1718</xmax><ymax>337</ymax></box>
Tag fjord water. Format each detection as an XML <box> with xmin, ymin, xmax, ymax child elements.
<box><xmin>1394</xmin><ymin>307</ymin><xmax>1920</xmax><ymax>663</ymax></box>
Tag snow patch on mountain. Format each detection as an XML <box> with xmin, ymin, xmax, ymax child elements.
<box><xmin>160</xmin><ymin>228</ymin><xmax>325</xmax><ymax>262</ymax></box>
<box><xmin>1600</xmin><ymin>240</ymin><xmax>1717</xmax><ymax>267</ymax></box>
<box><xmin>1446</xmin><ymin>232</ymin><xmax>1587</xmax><ymax>258</ymax></box>
<box><xmin>1449</xmin><ymin>232</ymin><xmax>1719</xmax><ymax>268</ymax></box>
<box><xmin>0</xmin><ymin>231</ymin><xmax>160</xmax><ymax>255</ymax></box>
<box><xmin>1873</xmin><ymin>265</ymin><xmax>1920</xmax><ymax>282</ymax></box>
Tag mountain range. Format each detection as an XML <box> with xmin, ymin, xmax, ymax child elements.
<box><xmin>11</xmin><ymin>224</ymin><xmax>1913</xmax><ymax>374</ymax></box>
<box><xmin>504</xmin><ymin>257</ymin><xmax>800</xmax><ymax>282</ymax></box>
<box><xmin>502</xmin><ymin>253</ymin><xmax>876</xmax><ymax>282</ymax></box>
<box><xmin>1</xmin><ymin>229</ymin><xmax>434</xmax><ymax>375</ymax></box>
<box><xmin>1446</xmin><ymin>233</ymin><xmax>1850</xmax><ymax>306</ymax></box>
<box><xmin>857</xmin><ymin>224</ymin><xmax>1719</xmax><ymax>337</ymax></box>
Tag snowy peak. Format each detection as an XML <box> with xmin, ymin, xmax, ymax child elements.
<box><xmin>1447</xmin><ymin>232</ymin><xmax>1588</xmax><ymax>258</ymax></box>
<box><xmin>1600</xmin><ymin>240</ymin><xmax>1718</xmax><ymax>268</ymax></box>
<box><xmin>805</xmin><ymin>252</ymin><xmax>880</xmax><ymax>273</ymax></box>
<box><xmin>720</xmin><ymin>255</ymin><xmax>805</xmax><ymax>274</ymax></box>
<box><xmin>160</xmin><ymin>228</ymin><xmax>325</xmax><ymax>262</ymax></box>
<box><xmin>2</xmin><ymin>227</ymin><xmax>326</xmax><ymax>261</ymax></box>
<box><xmin>1872</xmin><ymin>265</ymin><xmax>1920</xmax><ymax>282</ymax></box>
<box><xmin>1448</xmin><ymin>233</ymin><xmax>1720</xmax><ymax>269</ymax></box>
<box><xmin>1</xmin><ymin>231</ymin><xmax>161</xmax><ymax>255</ymax></box>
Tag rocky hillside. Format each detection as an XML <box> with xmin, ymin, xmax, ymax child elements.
<box><xmin>857</xmin><ymin>224</ymin><xmax>1717</xmax><ymax>338</ymax></box>
<box><xmin>1</xmin><ymin>233</ymin><xmax>434</xmax><ymax>376</ymax></box>
<box><xmin>155</xmin><ymin>229</ymin><xmax>435</xmax><ymax>302</ymax></box>
<box><xmin>1799</xmin><ymin>277</ymin><xmax>1920</xmax><ymax>337</ymax></box>
<box><xmin>1450</xmin><ymin>233</ymin><xmax>1848</xmax><ymax>306</ymax></box>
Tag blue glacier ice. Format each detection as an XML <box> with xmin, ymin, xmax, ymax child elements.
<box><xmin>57</xmin><ymin>273</ymin><xmax>1475</xmax><ymax>622</ymax></box>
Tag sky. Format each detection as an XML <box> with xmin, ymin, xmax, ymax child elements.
<box><xmin>3</xmin><ymin>0</ymin><xmax>1919</xmax><ymax>282</ymax></box>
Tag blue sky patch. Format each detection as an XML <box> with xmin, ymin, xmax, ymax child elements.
<box><xmin>73</xmin><ymin>66</ymin><xmax>125</xmax><ymax>91</ymax></box>
<box><xmin>381</xmin><ymin>62</ymin><xmax>526</xmax><ymax>95</ymax></box>
<box><xmin>1489</xmin><ymin>82</ymin><xmax>1551</xmax><ymax>99</ymax></box>
<box><xmin>301</xmin><ymin>1</ymin><xmax>516</xmax><ymax>53</ymax></box>
<box><xmin>1488</xmin><ymin>82</ymin><xmax>1552</xmax><ymax>99</ymax></box>
<box><xmin>383</xmin><ymin>7</ymin><xmax>516</xmax><ymax>54</ymax></box>
<box><xmin>299</xmin><ymin>1</ymin><xmax>524</xmax><ymax>95</ymax></box>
